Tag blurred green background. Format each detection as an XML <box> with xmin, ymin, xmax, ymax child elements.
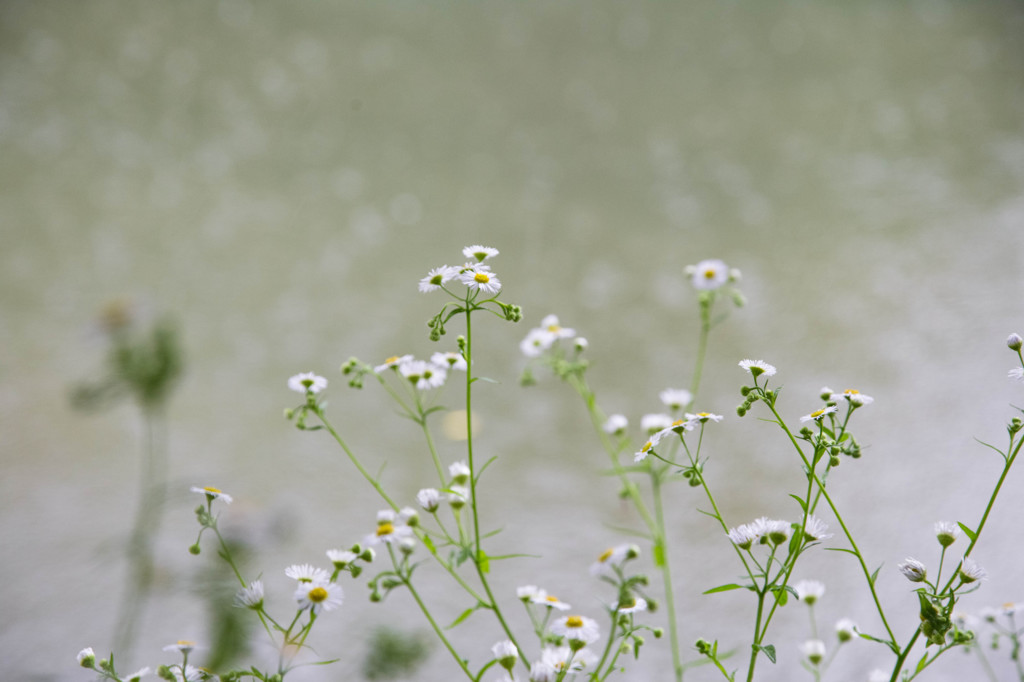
<box><xmin>3</xmin><ymin>1</ymin><xmax>1024</xmax><ymax>680</ymax></box>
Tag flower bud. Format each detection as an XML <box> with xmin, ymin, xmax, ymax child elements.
<box><xmin>77</xmin><ymin>648</ymin><xmax>96</xmax><ymax>669</ymax></box>
<box><xmin>188</xmin><ymin>544</ymin><xmax>201</xmax><ymax>555</ymax></box>
<box><xmin>1008</xmin><ymin>333</ymin><xmax>1023</xmax><ymax>351</ymax></box>
<box><xmin>898</xmin><ymin>558</ymin><xmax>927</xmax><ymax>583</ymax></box>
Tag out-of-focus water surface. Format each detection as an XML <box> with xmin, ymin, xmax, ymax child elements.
<box><xmin>2</xmin><ymin>1</ymin><xmax>1024</xmax><ymax>680</ymax></box>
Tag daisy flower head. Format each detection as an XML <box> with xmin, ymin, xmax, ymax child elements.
<box><xmin>539</xmin><ymin>646</ymin><xmax>597</xmax><ymax>674</ymax></box>
<box><xmin>491</xmin><ymin>640</ymin><xmax>518</xmax><ymax>670</ymax></box>
<box><xmin>898</xmin><ymin>558</ymin><xmax>927</xmax><ymax>583</ymax></box>
<box><xmin>800</xmin><ymin>405</ymin><xmax>838</xmax><ymax>423</ymax></box>
<box><xmin>616</xmin><ymin>596</ymin><xmax>648</xmax><ymax>614</ymax></box>
<box><xmin>447</xmin><ymin>485</ymin><xmax>470</xmax><ymax>509</ymax></box>
<box><xmin>459</xmin><ymin>266</ymin><xmax>502</xmax><ymax>296</ymax></box>
<box><xmin>532</xmin><ymin>592</ymin><xmax>572</xmax><ymax>611</ymax></box>
<box><xmin>749</xmin><ymin>517</ymin><xmax>791</xmax><ymax>546</ymax></box>
<box><xmin>123</xmin><ymin>667</ymin><xmax>151</xmax><ymax>682</ymax></box>
<box><xmin>835</xmin><ymin>618</ymin><xmax>858</xmax><ymax>643</ymax></box>
<box><xmin>793</xmin><ymin>579</ymin><xmax>826</xmax><ymax>606</ymax></box>
<box><xmin>169</xmin><ymin>665</ymin><xmax>204</xmax><ymax>682</ymax></box>
<box><xmin>162</xmin><ymin>641</ymin><xmax>199</xmax><ymax>655</ymax></box>
<box><xmin>659</xmin><ymin>388</ymin><xmax>693</xmax><ymax>410</ymax></box>
<box><xmin>574</xmin><ymin>337</ymin><xmax>588</xmax><ymax>352</ymax></box>
<box><xmin>431</xmin><ymin>351</ymin><xmax>467</xmax><ymax>371</ymax></box>
<box><xmin>640</xmin><ymin>413</ymin><xmax>673</xmax><ymax>434</ymax></box>
<box><xmin>634</xmin><ymin>428</ymin><xmax>667</xmax><ymax>462</ymax></box>
<box><xmin>1009</xmin><ymin>367</ymin><xmax>1024</xmax><ymax>382</ymax></box>
<box><xmin>374</xmin><ymin>354</ymin><xmax>413</xmax><ymax>373</ymax></box>
<box><xmin>520</xmin><ymin>327</ymin><xmax>555</xmax><ymax>358</ymax></box>
<box><xmin>1007</xmin><ymin>333</ymin><xmax>1023</xmax><ymax>351</ymax></box>
<box><xmin>416</xmin><ymin>487</ymin><xmax>442</xmax><ymax>512</ymax></box>
<box><xmin>190</xmin><ymin>486</ymin><xmax>233</xmax><ymax>504</ymax></box>
<box><xmin>366</xmin><ymin>516</ymin><xmax>415</xmax><ymax>547</ymax></box>
<box><xmin>685</xmin><ymin>411</ymin><xmax>723</xmax><ymax>424</ymax></box>
<box><xmin>689</xmin><ymin>259</ymin><xmax>729</xmax><ymax>290</ymax></box>
<box><xmin>529</xmin><ymin>660</ymin><xmax>557</xmax><ymax>682</ymax></box>
<box><xmin>516</xmin><ymin>585</ymin><xmax>544</xmax><ymax>602</ymax></box>
<box><xmin>800</xmin><ymin>639</ymin><xmax>826</xmax><ymax>665</ymax></box>
<box><xmin>288</xmin><ymin>372</ymin><xmax>327</xmax><ymax>394</ymax></box>
<box><xmin>934</xmin><ymin>521</ymin><xmax>960</xmax><ymax>547</ymax></box>
<box><xmin>739</xmin><ymin>359</ymin><xmax>776</xmax><ymax>379</ymax></box>
<box><xmin>77</xmin><ymin>648</ymin><xmax>96</xmax><ymax>668</ymax></box>
<box><xmin>419</xmin><ymin>265</ymin><xmax>459</xmax><ymax>293</ymax></box>
<box><xmin>285</xmin><ymin>563</ymin><xmax>330</xmax><ymax>584</ymax></box>
<box><xmin>959</xmin><ymin>558</ymin><xmax>987</xmax><ymax>584</ymax></box>
<box><xmin>326</xmin><ymin>549</ymin><xmax>358</xmax><ymax>569</ymax></box>
<box><xmin>449</xmin><ymin>460</ymin><xmax>470</xmax><ymax>484</ymax></box>
<box><xmin>589</xmin><ymin>543</ymin><xmax>640</xmax><ymax>577</ymax></box>
<box><xmin>463</xmin><ymin>245</ymin><xmax>499</xmax><ymax>262</ymax></box>
<box><xmin>540</xmin><ymin>314</ymin><xmax>575</xmax><ymax>340</ymax></box>
<box><xmin>602</xmin><ymin>414</ymin><xmax>628</xmax><ymax>436</ymax></box>
<box><xmin>234</xmin><ymin>580</ymin><xmax>264</xmax><ymax>609</ymax></box>
<box><xmin>551</xmin><ymin>614</ymin><xmax>600</xmax><ymax>648</ymax></box>
<box><xmin>295</xmin><ymin>578</ymin><xmax>343</xmax><ymax>614</ymax></box>
<box><xmin>399</xmin><ymin>359</ymin><xmax>447</xmax><ymax>390</ymax></box>
<box><xmin>802</xmin><ymin>515</ymin><xmax>833</xmax><ymax>542</ymax></box>
<box><xmin>830</xmin><ymin>389</ymin><xmax>874</xmax><ymax>406</ymax></box>
<box><xmin>727</xmin><ymin>524</ymin><xmax>758</xmax><ymax>550</ymax></box>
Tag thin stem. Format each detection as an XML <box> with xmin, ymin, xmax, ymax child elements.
<box><xmin>689</xmin><ymin>298</ymin><xmax>712</xmax><ymax>402</ymax></box>
<box><xmin>315</xmin><ymin>408</ymin><xmax>398</xmax><ymax>510</ymax></box>
<box><xmin>745</xmin><ymin>591</ymin><xmax>767</xmax><ymax>682</ymax></box>
<box><xmin>651</xmin><ymin>476</ymin><xmax>683</xmax><ymax>682</ymax></box>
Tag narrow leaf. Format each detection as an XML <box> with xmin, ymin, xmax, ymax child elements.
<box><xmin>825</xmin><ymin>547</ymin><xmax>859</xmax><ymax>557</ymax></box>
<box><xmin>703</xmin><ymin>583</ymin><xmax>746</xmax><ymax>595</ymax></box>
<box><xmin>957</xmin><ymin>522</ymin><xmax>978</xmax><ymax>542</ymax></box>
<box><xmin>758</xmin><ymin>644</ymin><xmax>777</xmax><ymax>664</ymax></box>
<box><xmin>915</xmin><ymin>652</ymin><xmax>929</xmax><ymax>673</ymax></box>
<box><xmin>789</xmin><ymin>494</ymin><xmax>808</xmax><ymax>513</ymax></box>
<box><xmin>870</xmin><ymin>563</ymin><xmax>884</xmax><ymax>587</ymax></box>
<box><xmin>447</xmin><ymin>606</ymin><xmax>479</xmax><ymax>629</ymax></box>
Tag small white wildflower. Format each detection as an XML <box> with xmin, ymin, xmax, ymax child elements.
<box><xmin>491</xmin><ymin>640</ymin><xmax>518</xmax><ymax>670</ymax></box>
<box><xmin>802</xmin><ymin>515</ymin><xmax>833</xmax><ymax>542</ymax></box>
<box><xmin>520</xmin><ymin>327</ymin><xmax>555</xmax><ymax>357</ymax></box>
<box><xmin>294</xmin><ymin>579</ymin><xmax>343</xmax><ymax>613</ymax></box>
<box><xmin>376</xmin><ymin>509</ymin><xmax>397</xmax><ymax>524</ymax></box>
<box><xmin>399</xmin><ymin>506</ymin><xmax>419</xmax><ymax>526</ymax></box>
<box><xmin>531</xmin><ymin>593</ymin><xmax>571</xmax><ymax>611</ymax></box>
<box><xmin>1009</xmin><ymin>367</ymin><xmax>1024</xmax><ymax>382</ymax></box>
<box><xmin>793</xmin><ymin>580</ymin><xmax>826</xmax><ymax>606</ymax></box>
<box><xmin>898</xmin><ymin>558</ymin><xmax>928</xmax><ymax>583</ymax></box>
<box><xmin>1006</xmin><ymin>333</ymin><xmax>1022</xmax><ymax>351</ymax></box>
<box><xmin>800</xmin><ymin>405</ymin><xmax>838</xmax><ymax>423</ymax></box>
<box><xmin>399</xmin><ymin>359</ymin><xmax>446</xmax><ymax>390</ymax></box>
<box><xmin>234</xmin><ymin>580</ymin><xmax>264</xmax><ymax>609</ymax></box>
<box><xmin>285</xmin><ymin>564</ymin><xmax>330</xmax><ymax>584</ymax></box>
<box><xmin>659</xmin><ymin>388</ymin><xmax>693</xmax><ymax>409</ymax></box>
<box><xmin>540</xmin><ymin>314</ymin><xmax>575</xmax><ymax>340</ymax></box>
<box><xmin>516</xmin><ymin>585</ymin><xmax>544</xmax><ymax>601</ymax></box>
<box><xmin>751</xmin><ymin>517</ymin><xmax>791</xmax><ymax>545</ymax></box>
<box><xmin>447</xmin><ymin>485</ymin><xmax>470</xmax><ymax>509</ymax></box>
<box><xmin>634</xmin><ymin>428</ymin><xmax>668</xmax><ymax>462</ymax></box>
<box><xmin>958</xmin><ymin>557</ymin><xmax>987</xmax><ymax>584</ymax></box>
<box><xmin>288</xmin><ymin>372</ymin><xmax>327</xmax><ymax>394</ymax></box>
<box><xmin>800</xmin><ymin>639</ymin><xmax>826</xmax><ymax>665</ymax></box>
<box><xmin>374</xmin><ymin>354</ymin><xmax>413</xmax><ymax>373</ymax></box>
<box><xmin>835</xmin><ymin>618</ymin><xmax>857</xmax><ymax>643</ymax></box>
<box><xmin>190</xmin><ymin>486</ymin><xmax>233</xmax><ymax>504</ymax></box>
<box><xmin>551</xmin><ymin>615</ymin><xmax>600</xmax><ymax>647</ymax></box>
<box><xmin>573</xmin><ymin>337</ymin><xmax>588</xmax><ymax>351</ymax></box>
<box><xmin>616</xmin><ymin>596</ymin><xmax>648</xmax><ymax>614</ymax></box>
<box><xmin>416</xmin><ymin>488</ymin><xmax>442</xmax><ymax>512</ymax></box>
<box><xmin>459</xmin><ymin>266</ymin><xmax>502</xmax><ymax>295</ymax></box>
<box><xmin>431</xmin><ymin>351</ymin><xmax>467</xmax><ymax>371</ymax></box>
<box><xmin>449</xmin><ymin>461</ymin><xmax>470</xmax><ymax>484</ymax></box>
<box><xmin>419</xmin><ymin>265</ymin><xmax>459</xmax><ymax>293</ymax></box>
<box><xmin>589</xmin><ymin>544</ymin><xmax>640</xmax><ymax>577</ymax></box>
<box><xmin>124</xmin><ymin>667</ymin><xmax>151</xmax><ymax>682</ymax></box>
<box><xmin>77</xmin><ymin>648</ymin><xmax>96</xmax><ymax>668</ymax></box>
<box><xmin>326</xmin><ymin>549</ymin><xmax>358</xmax><ymax>568</ymax></box>
<box><xmin>934</xmin><ymin>521</ymin><xmax>960</xmax><ymax>548</ymax></box>
<box><xmin>539</xmin><ymin>645</ymin><xmax>596</xmax><ymax>673</ymax></box>
<box><xmin>830</xmin><ymin>389</ymin><xmax>874</xmax><ymax>406</ymax></box>
<box><xmin>463</xmin><ymin>245</ymin><xmax>499</xmax><ymax>262</ymax></box>
<box><xmin>690</xmin><ymin>259</ymin><xmax>729</xmax><ymax>290</ymax></box>
<box><xmin>739</xmin><ymin>359</ymin><xmax>777</xmax><ymax>378</ymax></box>
<box><xmin>602</xmin><ymin>414</ymin><xmax>628</xmax><ymax>435</ymax></box>
<box><xmin>727</xmin><ymin>524</ymin><xmax>758</xmax><ymax>550</ymax></box>
<box><xmin>685</xmin><ymin>411</ymin><xmax>723</xmax><ymax>423</ymax></box>
<box><xmin>365</xmin><ymin>519</ymin><xmax>415</xmax><ymax>547</ymax></box>
<box><xmin>162</xmin><ymin>641</ymin><xmax>198</xmax><ymax>655</ymax></box>
<box><xmin>529</xmin><ymin>660</ymin><xmax>557</xmax><ymax>682</ymax></box>
<box><xmin>640</xmin><ymin>413</ymin><xmax>673</xmax><ymax>433</ymax></box>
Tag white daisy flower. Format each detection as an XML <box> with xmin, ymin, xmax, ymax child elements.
<box><xmin>399</xmin><ymin>359</ymin><xmax>447</xmax><ymax>390</ymax></box>
<box><xmin>802</xmin><ymin>515</ymin><xmax>833</xmax><ymax>542</ymax></box>
<box><xmin>399</xmin><ymin>506</ymin><xmax>419</xmax><ymax>526</ymax></box>
<box><xmin>447</xmin><ymin>485</ymin><xmax>470</xmax><ymax>509</ymax></box>
<box><xmin>491</xmin><ymin>640</ymin><xmax>518</xmax><ymax>669</ymax></box>
<box><xmin>288</xmin><ymin>372</ymin><xmax>327</xmax><ymax>394</ymax></box>
<box><xmin>529</xmin><ymin>660</ymin><xmax>557</xmax><ymax>682</ymax></box>
<box><xmin>377</xmin><ymin>509</ymin><xmax>397</xmax><ymax>524</ymax></box>
<box><xmin>685</xmin><ymin>411</ymin><xmax>723</xmax><ymax>423</ymax></box>
<box><xmin>169</xmin><ymin>665</ymin><xmax>204</xmax><ymax>682</ymax></box>
<box><xmin>124</xmin><ymin>667</ymin><xmax>151</xmax><ymax>682</ymax></box>
<box><xmin>531</xmin><ymin>593</ymin><xmax>571</xmax><ymax>611</ymax></box>
<box><xmin>616</xmin><ymin>596</ymin><xmax>647</xmax><ymax>614</ymax></box>
<box><xmin>162</xmin><ymin>641</ymin><xmax>199</xmax><ymax>655</ymax></box>
<box><xmin>689</xmin><ymin>259</ymin><xmax>729</xmax><ymax>290</ymax></box>
<box><xmin>640</xmin><ymin>413</ymin><xmax>673</xmax><ymax>434</ymax></box>
<box><xmin>659</xmin><ymin>388</ymin><xmax>693</xmax><ymax>410</ymax></box>
<box><xmin>934</xmin><ymin>521</ymin><xmax>960</xmax><ymax>547</ymax></box>
<box><xmin>551</xmin><ymin>615</ymin><xmax>600</xmax><ymax>646</ymax></box>
<box><xmin>431</xmin><ymin>351</ymin><xmax>467</xmax><ymax>371</ymax></box>
<box><xmin>419</xmin><ymin>265</ymin><xmax>459</xmax><ymax>293</ymax></box>
<box><xmin>727</xmin><ymin>524</ymin><xmax>758</xmax><ymax>550</ymax></box>
<box><xmin>416</xmin><ymin>488</ymin><xmax>442</xmax><ymax>512</ymax></box>
<box><xmin>326</xmin><ymin>549</ymin><xmax>358</xmax><ymax>568</ymax></box>
<box><xmin>374</xmin><ymin>354</ymin><xmax>413</xmax><ymax>373</ymax></box>
<box><xmin>800</xmin><ymin>405</ymin><xmax>838</xmax><ymax>423</ymax></box>
<box><xmin>835</xmin><ymin>618</ymin><xmax>857</xmax><ymax>643</ymax></box>
<box><xmin>190</xmin><ymin>486</ymin><xmax>233</xmax><ymax>504</ymax></box>
<box><xmin>516</xmin><ymin>585</ymin><xmax>544</xmax><ymax>601</ymax></box>
<box><xmin>366</xmin><ymin>519</ymin><xmax>415</xmax><ymax>547</ymax></box>
<box><xmin>634</xmin><ymin>427</ymin><xmax>669</xmax><ymax>462</ymax></box>
<box><xmin>959</xmin><ymin>558</ymin><xmax>987</xmax><ymax>584</ymax></box>
<box><xmin>793</xmin><ymin>579</ymin><xmax>826</xmax><ymax>605</ymax></box>
<box><xmin>573</xmin><ymin>337</ymin><xmax>588</xmax><ymax>351</ymax></box>
<box><xmin>589</xmin><ymin>543</ymin><xmax>640</xmax><ymax>577</ymax></box>
<box><xmin>602</xmin><ymin>414</ymin><xmax>628</xmax><ymax>435</ymax></box>
<box><xmin>800</xmin><ymin>639</ymin><xmax>826</xmax><ymax>665</ymax></box>
<box><xmin>539</xmin><ymin>314</ymin><xmax>576</xmax><ymax>340</ymax></box>
<box><xmin>898</xmin><ymin>558</ymin><xmax>927</xmax><ymax>583</ymax></box>
<box><xmin>739</xmin><ymin>359</ymin><xmax>776</xmax><ymax>378</ymax></box>
<box><xmin>77</xmin><ymin>648</ymin><xmax>95</xmax><ymax>667</ymax></box>
<box><xmin>748</xmin><ymin>517</ymin><xmax>790</xmax><ymax>545</ymax></box>
<box><xmin>449</xmin><ymin>461</ymin><xmax>470</xmax><ymax>484</ymax></box>
<box><xmin>295</xmin><ymin>579</ymin><xmax>343</xmax><ymax>614</ymax></box>
<box><xmin>520</xmin><ymin>327</ymin><xmax>555</xmax><ymax>357</ymax></box>
<box><xmin>234</xmin><ymin>580</ymin><xmax>264</xmax><ymax>609</ymax></box>
<box><xmin>1009</xmin><ymin>367</ymin><xmax>1024</xmax><ymax>382</ymax></box>
<box><xmin>459</xmin><ymin>266</ymin><xmax>502</xmax><ymax>295</ymax></box>
<box><xmin>285</xmin><ymin>564</ymin><xmax>331</xmax><ymax>584</ymax></box>
<box><xmin>1002</xmin><ymin>602</ymin><xmax>1019</xmax><ymax>617</ymax></box>
<box><xmin>540</xmin><ymin>645</ymin><xmax>597</xmax><ymax>672</ymax></box>
<box><xmin>829</xmin><ymin>389</ymin><xmax>874</xmax><ymax>406</ymax></box>
<box><xmin>463</xmin><ymin>245</ymin><xmax>499</xmax><ymax>262</ymax></box>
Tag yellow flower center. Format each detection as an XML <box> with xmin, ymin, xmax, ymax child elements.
<box><xmin>308</xmin><ymin>586</ymin><xmax>328</xmax><ymax>603</ymax></box>
<box><xmin>203</xmin><ymin>487</ymin><xmax>221</xmax><ymax>494</ymax></box>
<box><xmin>641</xmin><ymin>441</ymin><xmax>653</xmax><ymax>453</ymax></box>
<box><xmin>545</xmin><ymin>595</ymin><xmax>560</xmax><ymax>603</ymax></box>
<box><xmin>566</xmin><ymin>615</ymin><xmax>584</xmax><ymax>628</ymax></box>
<box><xmin>672</xmin><ymin>419</ymin><xmax>685</xmax><ymax>427</ymax></box>
<box><xmin>384</xmin><ymin>356</ymin><xmax>399</xmax><ymax>364</ymax></box>
<box><xmin>810</xmin><ymin>409</ymin><xmax>825</xmax><ymax>419</ymax></box>
<box><xmin>547</xmin><ymin>324</ymin><xmax>561</xmax><ymax>333</ymax></box>
<box><xmin>474</xmin><ymin>272</ymin><xmax>490</xmax><ymax>284</ymax></box>
<box><xmin>598</xmin><ymin>548</ymin><xmax>614</xmax><ymax>563</ymax></box>
<box><xmin>844</xmin><ymin>389</ymin><xmax>859</xmax><ymax>395</ymax></box>
<box><xmin>703</xmin><ymin>268</ymin><xmax>716</xmax><ymax>279</ymax></box>
<box><xmin>177</xmin><ymin>640</ymin><xmax>194</xmax><ymax>647</ymax></box>
<box><xmin>377</xmin><ymin>522</ymin><xmax>395</xmax><ymax>536</ymax></box>
<box><xmin>697</xmin><ymin>412</ymin><xmax>710</xmax><ymax>418</ymax></box>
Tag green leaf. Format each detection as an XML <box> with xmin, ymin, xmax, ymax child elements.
<box><xmin>703</xmin><ymin>583</ymin><xmax>746</xmax><ymax>595</ymax></box>
<box><xmin>422</xmin><ymin>535</ymin><xmax>436</xmax><ymax>553</ymax></box>
<box><xmin>789</xmin><ymin>494</ymin><xmax>808</xmax><ymax>513</ymax></box>
<box><xmin>915</xmin><ymin>652</ymin><xmax>929</xmax><ymax>673</ymax></box>
<box><xmin>825</xmin><ymin>547</ymin><xmax>859</xmax><ymax>557</ymax></box>
<box><xmin>957</xmin><ymin>522</ymin><xmax>978</xmax><ymax>542</ymax></box>
<box><xmin>755</xmin><ymin>644</ymin><xmax>777</xmax><ymax>664</ymax></box>
<box><xmin>478</xmin><ymin>550</ymin><xmax>490</xmax><ymax>574</ymax></box>
<box><xmin>447</xmin><ymin>605</ymin><xmax>480</xmax><ymax>629</ymax></box>
<box><xmin>870</xmin><ymin>563</ymin><xmax>884</xmax><ymax>587</ymax></box>
<box><xmin>470</xmin><ymin>376</ymin><xmax>499</xmax><ymax>384</ymax></box>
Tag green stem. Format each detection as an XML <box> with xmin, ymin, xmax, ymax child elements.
<box><xmin>651</xmin><ymin>476</ymin><xmax>683</xmax><ymax>682</ymax></box>
<box><xmin>745</xmin><ymin>591</ymin><xmax>767</xmax><ymax>682</ymax></box>
<box><xmin>689</xmin><ymin>298</ymin><xmax>712</xmax><ymax>402</ymax></box>
<box><xmin>315</xmin><ymin>408</ymin><xmax>398</xmax><ymax>509</ymax></box>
